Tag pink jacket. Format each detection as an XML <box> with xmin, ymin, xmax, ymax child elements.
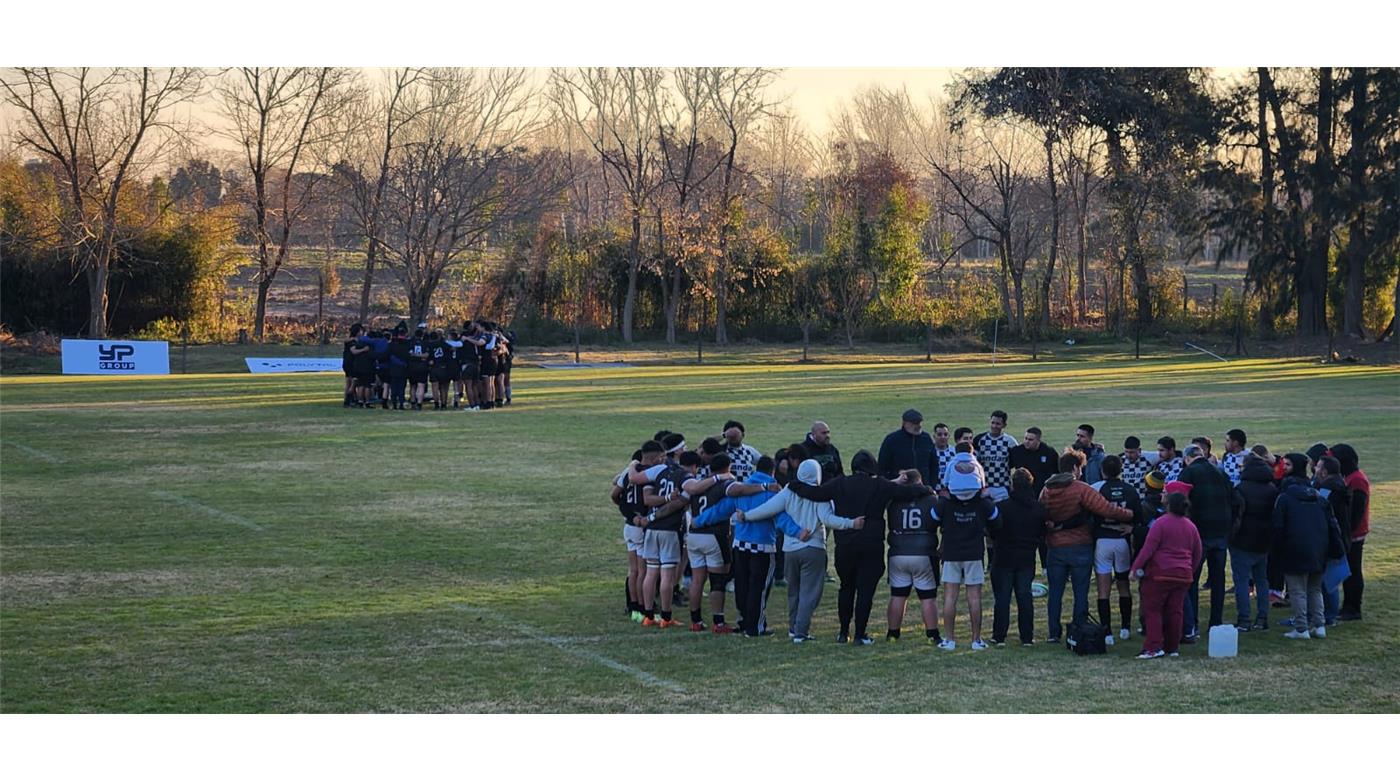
<box><xmin>1131</xmin><ymin>512</ymin><xmax>1202</xmax><ymax>584</ymax></box>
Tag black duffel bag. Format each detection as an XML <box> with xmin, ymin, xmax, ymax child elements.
<box><xmin>1066</xmin><ymin>615</ymin><xmax>1107</xmax><ymax>655</ymax></box>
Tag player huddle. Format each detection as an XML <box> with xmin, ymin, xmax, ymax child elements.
<box><xmin>610</xmin><ymin>411</ymin><xmax>1372</xmax><ymax>660</ymax></box>
<box><xmin>341</xmin><ymin>319</ymin><xmax>514</xmax><ymax>411</ymax></box>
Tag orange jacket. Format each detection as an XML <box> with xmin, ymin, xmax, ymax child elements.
<box><xmin>1039</xmin><ymin>473</ymin><xmax>1134</xmax><ymax>548</ymax></box>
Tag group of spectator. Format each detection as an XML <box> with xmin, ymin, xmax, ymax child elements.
<box><xmin>610</xmin><ymin>410</ymin><xmax>1371</xmax><ymax>661</ymax></box>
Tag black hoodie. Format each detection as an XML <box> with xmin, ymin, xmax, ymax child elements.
<box><xmin>988</xmin><ymin>488</ymin><xmax>1047</xmax><ymax>569</ymax></box>
<box><xmin>1272</xmin><ymin>476</ymin><xmax>1343</xmax><ymax>575</ymax></box>
<box><xmin>789</xmin><ymin>469</ymin><xmax>930</xmax><ymax>547</ymax></box>
<box><xmin>1232</xmin><ymin>460</ymin><xmax>1278</xmax><ymax>553</ymax></box>
<box><xmin>803</xmin><ymin>433</ymin><xmax>844</xmax><ymax>478</ymax></box>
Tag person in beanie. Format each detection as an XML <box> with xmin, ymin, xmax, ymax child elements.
<box><xmin>1329</xmin><ymin>443</ymin><xmax>1370</xmax><ymax>620</ymax></box>
<box><xmin>988</xmin><ymin>467</ymin><xmax>1047</xmax><ymax>645</ymax></box>
<box><xmin>878</xmin><ymin>409</ymin><xmax>937</xmax><ymax>485</ymax></box>
<box><xmin>1312</xmin><ymin>455</ymin><xmax>1351</xmax><ymax>627</ymax></box>
<box><xmin>1274</xmin><ymin>453</ymin><xmax>1345</xmax><ymax>640</ymax></box>
<box><xmin>1039</xmin><ymin>449</ymin><xmax>1133</xmax><ymax>643</ymax></box>
<box><xmin>1231</xmin><ymin>451</ymin><xmax>1278</xmax><ymax>631</ymax></box>
<box><xmin>1130</xmin><ymin>487</ymin><xmax>1202</xmax><ymax>659</ymax></box>
<box><xmin>1134</xmin><ymin>469</ymin><xmax>1168</xmax><ymax>635</ymax></box>
<box><xmin>936</xmin><ymin>453</ymin><xmax>1000</xmax><ymax>651</ymax></box>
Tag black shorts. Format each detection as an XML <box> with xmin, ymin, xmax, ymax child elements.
<box><xmin>408</xmin><ymin>367</ymin><xmax>429</xmax><ymax>383</ymax></box>
<box><xmin>461</xmin><ymin>362</ymin><xmax>481</xmax><ymax>381</ymax></box>
<box><xmin>343</xmin><ymin>366</ymin><xmax>352</xmax><ymax>377</ymax></box>
<box><xmin>355</xmin><ymin>372</ymin><xmax>377</xmax><ymax>388</ymax></box>
<box><xmin>480</xmin><ymin>357</ymin><xmax>498</xmax><ymax>377</ymax></box>
<box><xmin>430</xmin><ymin>366</ymin><xmax>454</xmax><ymax>383</ymax></box>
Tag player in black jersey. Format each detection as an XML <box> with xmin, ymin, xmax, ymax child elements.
<box><xmin>406</xmin><ymin>324</ymin><xmax>430</xmax><ymax>410</ymax></box>
<box><xmin>444</xmin><ymin>329</ymin><xmax>467</xmax><ymax>408</ymax></box>
<box><xmin>614</xmin><ymin>442</ymin><xmax>664</xmax><ymax>623</ymax></box>
<box><xmin>386</xmin><ymin>324</ymin><xmax>411</xmax><ymax>410</ymax></box>
<box><xmin>639</xmin><ymin>451</ymin><xmax>689</xmax><ymax>627</ymax></box>
<box><xmin>342</xmin><ymin>323</ymin><xmax>363</xmax><ymax>406</ymax></box>
<box><xmin>427</xmin><ymin>329</ymin><xmax>454</xmax><ymax>410</ymax></box>
<box><xmin>884</xmin><ymin>471</ymin><xmax>943</xmax><ymax>643</ymax></box>
<box><xmin>681</xmin><ymin>452</ymin><xmax>735</xmax><ymax>632</ymax></box>
<box><xmin>501</xmin><ymin>328</ymin><xmax>516</xmax><ymax>405</ymax></box>
<box><xmin>1093</xmin><ymin>454</ymin><xmax>1143</xmax><ymax>644</ymax></box>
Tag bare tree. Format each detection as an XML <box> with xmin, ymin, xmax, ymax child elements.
<box><xmin>376</xmin><ymin>68</ymin><xmax>552</xmax><ymax>326</ymax></box>
<box><xmin>333</xmin><ymin>68</ymin><xmax>433</xmax><ymax>323</ymax></box>
<box><xmin>550</xmin><ymin>67</ymin><xmax>665</xmax><ymax>343</ymax></box>
<box><xmin>1</xmin><ymin>67</ymin><xmax>202</xmax><ymax>337</ymax></box>
<box><xmin>704</xmin><ymin>67</ymin><xmax>779</xmax><ymax>345</ymax></box>
<box><xmin>1058</xmin><ymin>126</ymin><xmax>1106</xmax><ymax>324</ymax></box>
<box><xmin>216</xmin><ymin>67</ymin><xmax>355</xmax><ymax>341</ymax></box>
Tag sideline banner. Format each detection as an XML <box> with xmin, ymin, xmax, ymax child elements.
<box><xmin>245</xmin><ymin>357</ymin><xmax>343</xmax><ymax>373</ymax></box>
<box><xmin>61</xmin><ymin>339</ymin><xmax>169</xmax><ymax>375</ymax></box>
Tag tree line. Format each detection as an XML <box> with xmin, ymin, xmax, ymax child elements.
<box><xmin>2</xmin><ymin>67</ymin><xmax>1397</xmax><ymax>345</ymax></box>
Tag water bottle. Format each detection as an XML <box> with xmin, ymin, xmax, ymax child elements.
<box><xmin>1208</xmin><ymin>624</ymin><xmax>1238</xmax><ymax>658</ymax></box>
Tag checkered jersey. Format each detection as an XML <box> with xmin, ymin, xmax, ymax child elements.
<box><xmin>1159</xmin><ymin>456</ymin><xmax>1185</xmax><ymax>483</ymax></box>
<box><xmin>726</xmin><ymin>443</ymin><xmax>762</xmax><ymax>480</ymax></box>
<box><xmin>972</xmin><ymin>432</ymin><xmax>1019</xmax><ymax>488</ymax></box>
<box><xmin>933</xmin><ymin>445</ymin><xmax>956</xmax><ymax>489</ymax></box>
<box><xmin>1221</xmin><ymin>451</ymin><xmax>1244</xmax><ymax>486</ymax></box>
<box><xmin>1118</xmin><ymin>454</ymin><xmax>1152</xmax><ymax>496</ymax></box>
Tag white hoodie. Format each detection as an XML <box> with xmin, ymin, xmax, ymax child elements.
<box><xmin>742</xmin><ymin>459</ymin><xmax>858</xmax><ymax>552</ymax></box>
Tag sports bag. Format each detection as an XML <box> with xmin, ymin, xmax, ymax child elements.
<box><xmin>1066</xmin><ymin>615</ymin><xmax>1107</xmax><ymax>656</ymax></box>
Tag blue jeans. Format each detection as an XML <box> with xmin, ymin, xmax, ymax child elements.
<box><xmin>1229</xmin><ymin>547</ymin><xmax>1269</xmax><ymax>625</ymax></box>
<box><xmin>1322</xmin><ymin>564</ymin><xmax>1341</xmax><ymax>623</ymax></box>
<box><xmin>1185</xmin><ymin>536</ymin><xmax>1228</xmax><ymax>636</ymax></box>
<box><xmin>1046</xmin><ymin>544</ymin><xmax>1092</xmax><ymax>641</ymax></box>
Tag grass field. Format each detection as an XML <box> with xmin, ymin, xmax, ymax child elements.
<box><xmin>2</xmin><ymin>353</ymin><xmax>1398</xmax><ymax>712</ymax></box>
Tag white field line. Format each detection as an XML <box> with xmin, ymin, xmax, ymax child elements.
<box><xmin>8</xmin><ymin>443</ymin><xmax>63</xmax><ymax>464</ymax></box>
<box><xmin>150</xmin><ymin>490</ymin><xmax>265</xmax><ymax>532</ymax></box>
<box><xmin>452</xmin><ymin>603</ymin><xmax>686</xmax><ymax>695</ymax></box>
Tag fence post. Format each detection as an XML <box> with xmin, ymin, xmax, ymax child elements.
<box><xmin>1183</xmin><ymin>276</ymin><xmax>1190</xmax><ymax>316</ymax></box>
<box><xmin>181</xmin><ymin>323</ymin><xmax>190</xmax><ymax>374</ymax></box>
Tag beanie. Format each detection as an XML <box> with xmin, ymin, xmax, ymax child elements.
<box><xmin>1144</xmin><ymin>471</ymin><xmax>1166</xmax><ymax>491</ymax></box>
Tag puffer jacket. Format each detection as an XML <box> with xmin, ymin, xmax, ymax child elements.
<box><xmin>1271</xmin><ymin>477</ymin><xmax>1343</xmax><ymax>575</ymax></box>
<box><xmin>1231</xmin><ymin>460</ymin><xmax>1278</xmax><ymax>553</ymax></box>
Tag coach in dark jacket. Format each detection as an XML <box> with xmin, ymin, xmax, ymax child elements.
<box><xmin>790</xmin><ymin>450</ymin><xmax>931</xmax><ymax>643</ymax></box>
<box><xmin>1178</xmin><ymin>444</ymin><xmax>1239</xmax><ymax>637</ymax></box>
<box><xmin>1273</xmin><ymin>459</ymin><xmax>1345</xmax><ymax>638</ymax></box>
<box><xmin>1229</xmin><ymin>454</ymin><xmax>1277</xmax><ymax>629</ymax></box>
<box><xmin>803</xmin><ymin>422</ymin><xmax>844</xmax><ymax>478</ymax></box>
<box><xmin>1008</xmin><ymin>427</ymin><xmax>1058</xmax><ymax>494</ymax></box>
<box><xmin>878</xmin><ymin>409</ymin><xmax>937</xmax><ymax>485</ymax></box>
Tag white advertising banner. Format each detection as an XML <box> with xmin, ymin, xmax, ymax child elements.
<box><xmin>245</xmin><ymin>357</ymin><xmax>343</xmax><ymax>373</ymax></box>
<box><xmin>61</xmin><ymin>339</ymin><xmax>170</xmax><ymax>375</ymax></box>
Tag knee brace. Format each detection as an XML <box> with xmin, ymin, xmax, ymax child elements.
<box><xmin>709</xmin><ymin>572</ymin><xmax>730</xmax><ymax>592</ymax></box>
<box><xmin>890</xmin><ymin>585</ymin><xmax>912</xmax><ymax>597</ymax></box>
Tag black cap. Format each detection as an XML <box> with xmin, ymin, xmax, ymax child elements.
<box><xmin>1305</xmin><ymin>442</ymin><xmax>1330</xmax><ymax>463</ymax></box>
<box><xmin>902</xmin><ymin>409</ymin><xmax>923</xmax><ymax>424</ymax></box>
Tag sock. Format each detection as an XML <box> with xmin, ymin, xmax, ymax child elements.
<box><xmin>660</xmin><ymin>610</ymin><xmax>672</xmax><ymax>622</ymax></box>
<box><xmin>643</xmin><ymin>608</ymin><xmax>654</xmax><ymax>620</ymax></box>
<box><xmin>1098</xmin><ymin>598</ymin><xmax>1111</xmax><ymax>627</ymax></box>
<box><xmin>1120</xmin><ymin>596</ymin><xmax>1134</xmax><ymax>630</ymax></box>
<box><xmin>713</xmin><ymin>613</ymin><xmax>725</xmax><ymax>626</ymax></box>
<box><xmin>887</xmin><ymin>628</ymin><xmax>901</xmax><ymax>639</ymax></box>
<box><xmin>690</xmin><ymin>609</ymin><xmax>702</xmax><ymax>624</ymax></box>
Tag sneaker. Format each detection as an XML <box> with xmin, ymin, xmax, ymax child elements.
<box><xmin>1119</xmin><ymin>628</ymin><xmax>1130</xmax><ymax>640</ymax></box>
<box><xmin>970</xmin><ymin>639</ymin><xmax>988</xmax><ymax>651</ymax></box>
<box><xmin>658</xmin><ymin>618</ymin><xmax>682</xmax><ymax>629</ymax></box>
<box><xmin>937</xmin><ymin>639</ymin><xmax>956</xmax><ymax>651</ymax></box>
<box><xmin>886</xmin><ymin>635</ymin><xmax>899</xmax><ymax>643</ymax></box>
<box><xmin>1020</xmin><ymin>640</ymin><xmax>1035</xmax><ymax>647</ymax></box>
<box><xmin>1136</xmin><ymin>650</ymin><xmax>1166</xmax><ymax>660</ymax></box>
<box><xmin>641</xmin><ymin>617</ymin><xmax>659</xmax><ymax>627</ymax></box>
<box><xmin>1337</xmin><ymin>611</ymin><xmax>1362</xmax><ymax>622</ymax></box>
<box><xmin>836</xmin><ymin>633</ymin><xmax>850</xmax><ymax>644</ymax></box>
<box><xmin>689</xmin><ymin>621</ymin><xmax>707</xmax><ymax>632</ymax></box>
<box><xmin>854</xmin><ymin>636</ymin><xmax>875</xmax><ymax>646</ymax></box>
<box><xmin>1313</xmin><ymin>626</ymin><xmax>1326</xmax><ymax>639</ymax></box>
<box><xmin>989</xmin><ymin>638</ymin><xmax>1006</xmax><ymax>647</ymax></box>
<box><xmin>792</xmin><ymin>634</ymin><xmax>814</xmax><ymax>644</ymax></box>
<box><xmin>1325</xmin><ymin>619</ymin><xmax>1338</xmax><ymax>628</ymax></box>
<box><xmin>1104</xmin><ymin>633</ymin><xmax>1115</xmax><ymax>646</ymax></box>
<box><xmin>630</xmin><ymin>611</ymin><xmax>644</xmax><ymax>624</ymax></box>
<box><xmin>1168</xmin><ymin>651</ymin><xmax>1180</xmax><ymax>657</ymax></box>
<box><xmin>1234</xmin><ymin>622</ymin><xmax>1252</xmax><ymax>633</ymax></box>
<box><xmin>1283</xmin><ymin>629</ymin><xmax>1311</xmax><ymax>640</ymax></box>
<box><xmin>1046</xmin><ymin>636</ymin><xmax>1061</xmax><ymax>644</ymax></box>
<box><xmin>1181</xmin><ymin>632</ymin><xmax>1199</xmax><ymax>644</ymax></box>
<box><xmin>712</xmin><ymin>624</ymin><xmax>735</xmax><ymax>635</ymax></box>
<box><xmin>1252</xmin><ymin>619</ymin><xmax>1270</xmax><ymax>632</ymax></box>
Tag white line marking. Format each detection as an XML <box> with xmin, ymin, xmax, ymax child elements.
<box><xmin>9</xmin><ymin>443</ymin><xmax>62</xmax><ymax>464</ymax></box>
<box><xmin>452</xmin><ymin>603</ymin><xmax>686</xmax><ymax>694</ymax></box>
<box><xmin>150</xmin><ymin>490</ymin><xmax>265</xmax><ymax>532</ymax></box>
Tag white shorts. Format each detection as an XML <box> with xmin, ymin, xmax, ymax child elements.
<box><xmin>942</xmin><ymin>559</ymin><xmax>985</xmax><ymax>586</ymax></box>
<box><xmin>687</xmin><ymin>533</ymin><xmax>727</xmax><ymax>569</ymax></box>
<box><xmin>623</xmin><ymin>524</ymin><xmax>646</xmax><ymax>553</ymax></box>
<box><xmin>888</xmin><ymin>555</ymin><xmax>937</xmax><ymax>591</ymax></box>
<box><xmin>1094</xmin><ymin>538</ymin><xmax>1132</xmax><ymax>574</ymax></box>
<box><xmin>643</xmin><ymin>529</ymin><xmax>681</xmax><ymax>567</ymax></box>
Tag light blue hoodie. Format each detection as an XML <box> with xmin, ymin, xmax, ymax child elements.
<box><xmin>694</xmin><ymin>470</ymin><xmax>788</xmax><ymax>550</ymax></box>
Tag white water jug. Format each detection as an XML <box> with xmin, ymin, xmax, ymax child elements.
<box><xmin>1208</xmin><ymin>624</ymin><xmax>1238</xmax><ymax>657</ymax></box>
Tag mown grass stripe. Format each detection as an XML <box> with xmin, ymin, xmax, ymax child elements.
<box><xmin>150</xmin><ymin>490</ymin><xmax>265</xmax><ymax>532</ymax></box>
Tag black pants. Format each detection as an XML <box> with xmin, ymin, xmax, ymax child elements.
<box><xmin>774</xmin><ymin>533</ymin><xmax>785</xmax><ymax>579</ymax></box>
<box><xmin>1342</xmin><ymin>538</ymin><xmax>1365</xmax><ymax>616</ymax></box>
<box><xmin>1267</xmin><ymin>548</ymin><xmax>1286</xmax><ymax>593</ymax></box>
<box><xmin>834</xmin><ymin>542</ymin><xmax>886</xmax><ymax>638</ymax></box>
<box><xmin>991</xmin><ymin>561</ymin><xmax>1035</xmax><ymax>644</ymax></box>
<box><xmin>732</xmin><ymin>549</ymin><xmax>776</xmax><ymax>636</ymax></box>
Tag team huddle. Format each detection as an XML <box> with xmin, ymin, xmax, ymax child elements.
<box><xmin>610</xmin><ymin>411</ymin><xmax>1372</xmax><ymax>659</ymax></box>
<box><xmin>341</xmin><ymin>320</ymin><xmax>514</xmax><ymax>411</ymax></box>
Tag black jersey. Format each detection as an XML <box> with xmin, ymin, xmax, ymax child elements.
<box><xmin>935</xmin><ymin>495</ymin><xmax>998</xmax><ymax>561</ymax></box>
<box><xmin>342</xmin><ymin>339</ymin><xmax>357</xmax><ymax>371</ymax></box>
<box><xmin>621</xmin><ymin>468</ymin><xmax>649</xmax><ymax>523</ymax></box>
<box><xmin>688</xmin><ymin>477</ymin><xmax>733</xmax><ymax>537</ymax></box>
<box><xmin>646</xmin><ymin>463</ymin><xmax>688</xmax><ymax>532</ymax></box>
<box><xmin>887</xmin><ymin>494</ymin><xmax>939</xmax><ymax>557</ymax></box>
<box><xmin>407</xmin><ymin>337</ymin><xmax>430</xmax><ymax>376</ymax></box>
<box><xmin>1094</xmin><ymin>478</ymin><xmax>1142</xmax><ymax>540</ymax></box>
